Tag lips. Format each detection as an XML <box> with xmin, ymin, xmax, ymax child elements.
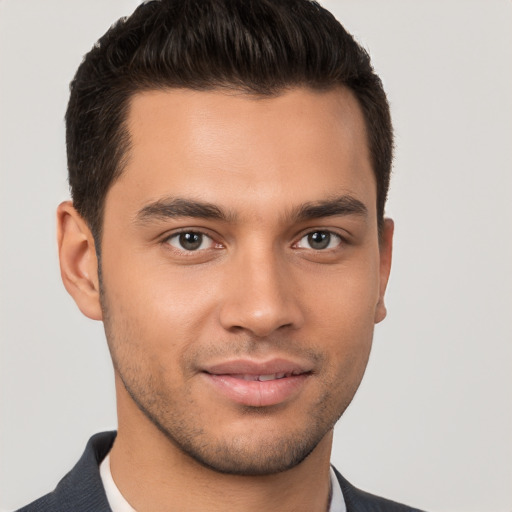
<box><xmin>202</xmin><ymin>359</ymin><xmax>312</xmax><ymax>407</ymax></box>
<box><xmin>231</xmin><ymin>373</ymin><xmax>289</xmax><ymax>381</ymax></box>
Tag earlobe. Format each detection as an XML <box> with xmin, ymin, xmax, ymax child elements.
<box><xmin>374</xmin><ymin>218</ymin><xmax>394</xmax><ymax>324</ymax></box>
<box><xmin>57</xmin><ymin>201</ymin><xmax>103</xmax><ymax>321</ymax></box>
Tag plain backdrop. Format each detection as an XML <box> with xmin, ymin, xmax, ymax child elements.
<box><xmin>1</xmin><ymin>1</ymin><xmax>511</xmax><ymax>511</ymax></box>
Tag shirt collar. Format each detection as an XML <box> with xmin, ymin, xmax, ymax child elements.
<box><xmin>100</xmin><ymin>452</ymin><xmax>346</xmax><ymax>512</ymax></box>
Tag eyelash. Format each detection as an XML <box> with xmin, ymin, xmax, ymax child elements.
<box><xmin>162</xmin><ymin>228</ymin><xmax>346</xmax><ymax>254</ymax></box>
<box><xmin>294</xmin><ymin>231</ymin><xmax>344</xmax><ymax>251</ymax></box>
<box><xmin>163</xmin><ymin>230</ymin><xmax>220</xmax><ymax>254</ymax></box>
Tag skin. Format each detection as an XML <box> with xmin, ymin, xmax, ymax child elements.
<box><xmin>57</xmin><ymin>87</ymin><xmax>393</xmax><ymax>512</ymax></box>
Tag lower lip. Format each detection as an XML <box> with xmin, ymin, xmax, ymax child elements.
<box><xmin>203</xmin><ymin>373</ymin><xmax>310</xmax><ymax>407</ymax></box>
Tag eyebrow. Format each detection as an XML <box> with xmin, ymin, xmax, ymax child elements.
<box><xmin>136</xmin><ymin>197</ymin><xmax>233</xmax><ymax>224</ymax></box>
<box><xmin>135</xmin><ymin>194</ymin><xmax>367</xmax><ymax>225</ymax></box>
<box><xmin>293</xmin><ymin>195</ymin><xmax>368</xmax><ymax>222</ymax></box>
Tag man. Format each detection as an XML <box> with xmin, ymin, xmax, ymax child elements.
<box><xmin>17</xmin><ymin>0</ymin><xmax>423</xmax><ymax>510</ymax></box>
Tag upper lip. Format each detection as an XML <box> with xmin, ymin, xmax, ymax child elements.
<box><xmin>203</xmin><ymin>358</ymin><xmax>312</xmax><ymax>376</ymax></box>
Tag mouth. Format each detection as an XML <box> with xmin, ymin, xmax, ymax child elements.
<box><xmin>223</xmin><ymin>371</ymin><xmax>303</xmax><ymax>381</ymax></box>
<box><xmin>202</xmin><ymin>359</ymin><xmax>312</xmax><ymax>407</ymax></box>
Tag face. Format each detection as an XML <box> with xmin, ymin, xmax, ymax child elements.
<box><xmin>86</xmin><ymin>87</ymin><xmax>392</xmax><ymax>475</ymax></box>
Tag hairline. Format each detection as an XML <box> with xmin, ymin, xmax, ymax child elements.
<box><xmin>91</xmin><ymin>82</ymin><xmax>381</xmax><ymax>253</ymax></box>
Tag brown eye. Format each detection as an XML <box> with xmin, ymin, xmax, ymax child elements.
<box><xmin>167</xmin><ymin>231</ymin><xmax>213</xmax><ymax>251</ymax></box>
<box><xmin>298</xmin><ymin>231</ymin><xmax>341</xmax><ymax>250</ymax></box>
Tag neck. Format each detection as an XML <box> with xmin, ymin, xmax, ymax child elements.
<box><xmin>110</xmin><ymin>376</ymin><xmax>333</xmax><ymax>512</ymax></box>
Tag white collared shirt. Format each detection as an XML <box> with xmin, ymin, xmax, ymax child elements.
<box><xmin>100</xmin><ymin>453</ymin><xmax>136</xmax><ymax>512</ymax></box>
<box><xmin>100</xmin><ymin>453</ymin><xmax>346</xmax><ymax>512</ymax></box>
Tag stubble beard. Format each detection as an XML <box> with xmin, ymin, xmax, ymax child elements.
<box><xmin>100</xmin><ymin>286</ymin><xmax>367</xmax><ymax>477</ymax></box>
<box><xmin>115</xmin><ymin>365</ymin><xmax>351</xmax><ymax>476</ymax></box>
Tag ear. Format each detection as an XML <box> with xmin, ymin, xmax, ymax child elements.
<box><xmin>374</xmin><ymin>218</ymin><xmax>394</xmax><ymax>324</ymax></box>
<box><xmin>57</xmin><ymin>201</ymin><xmax>103</xmax><ymax>321</ymax></box>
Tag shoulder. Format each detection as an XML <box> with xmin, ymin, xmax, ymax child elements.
<box><xmin>15</xmin><ymin>431</ymin><xmax>116</xmax><ymax>512</ymax></box>
<box><xmin>333</xmin><ymin>467</ymin><xmax>426</xmax><ymax>512</ymax></box>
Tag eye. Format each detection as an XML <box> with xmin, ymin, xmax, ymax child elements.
<box><xmin>166</xmin><ymin>231</ymin><xmax>215</xmax><ymax>251</ymax></box>
<box><xmin>296</xmin><ymin>231</ymin><xmax>342</xmax><ymax>250</ymax></box>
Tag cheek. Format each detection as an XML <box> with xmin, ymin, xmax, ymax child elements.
<box><xmin>104</xmin><ymin>250</ymin><xmax>217</xmax><ymax>323</ymax></box>
<box><xmin>301</xmin><ymin>255</ymin><xmax>381</xmax><ymax>329</ymax></box>
<box><xmin>300</xmin><ymin>257</ymin><xmax>379</xmax><ymax>372</ymax></box>
<box><xmin>100</xmin><ymin>255</ymin><xmax>231</xmax><ymax>392</ymax></box>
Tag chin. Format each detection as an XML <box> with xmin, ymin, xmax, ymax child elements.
<box><xmin>139</xmin><ymin>399</ymin><xmax>339</xmax><ymax>476</ymax></box>
<box><xmin>167</xmin><ymin>428</ymin><xmax>326</xmax><ymax>476</ymax></box>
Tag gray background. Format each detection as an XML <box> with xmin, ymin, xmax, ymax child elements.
<box><xmin>1</xmin><ymin>1</ymin><xmax>511</xmax><ymax>510</ymax></box>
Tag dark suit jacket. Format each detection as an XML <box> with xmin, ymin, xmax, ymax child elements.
<box><xmin>17</xmin><ymin>431</ymin><xmax>425</xmax><ymax>512</ymax></box>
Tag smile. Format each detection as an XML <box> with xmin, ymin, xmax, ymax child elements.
<box><xmin>231</xmin><ymin>372</ymin><xmax>295</xmax><ymax>381</ymax></box>
<box><xmin>202</xmin><ymin>359</ymin><xmax>312</xmax><ymax>407</ymax></box>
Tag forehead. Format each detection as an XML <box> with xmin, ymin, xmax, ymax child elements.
<box><xmin>109</xmin><ymin>87</ymin><xmax>376</xmax><ymax>221</ymax></box>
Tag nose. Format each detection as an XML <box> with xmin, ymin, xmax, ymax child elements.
<box><xmin>218</xmin><ymin>249</ymin><xmax>305</xmax><ymax>337</ymax></box>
